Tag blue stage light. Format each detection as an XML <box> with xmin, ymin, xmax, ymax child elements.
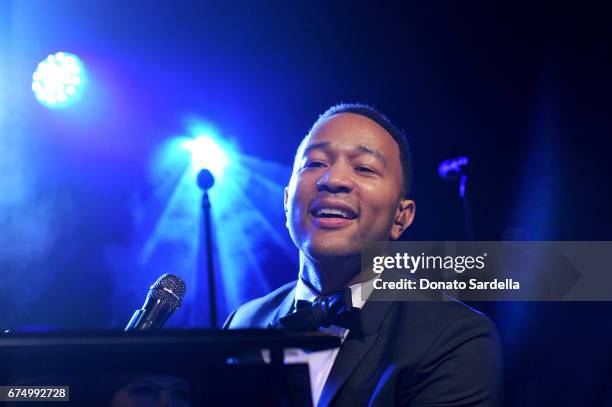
<box><xmin>32</xmin><ymin>52</ymin><xmax>85</xmax><ymax>108</ymax></box>
<box><xmin>181</xmin><ymin>134</ymin><xmax>231</xmax><ymax>180</ymax></box>
<box><xmin>141</xmin><ymin>137</ymin><xmax>294</xmax><ymax>325</ymax></box>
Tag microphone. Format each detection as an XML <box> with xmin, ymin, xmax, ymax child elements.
<box><xmin>197</xmin><ymin>168</ymin><xmax>215</xmax><ymax>191</ymax></box>
<box><xmin>438</xmin><ymin>156</ymin><xmax>469</xmax><ymax>181</ymax></box>
<box><xmin>438</xmin><ymin>156</ymin><xmax>470</xmax><ymax>198</ymax></box>
<box><xmin>124</xmin><ymin>274</ymin><xmax>186</xmax><ymax>331</ymax></box>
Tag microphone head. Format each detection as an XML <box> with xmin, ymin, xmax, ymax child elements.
<box><xmin>197</xmin><ymin>168</ymin><xmax>215</xmax><ymax>191</ymax></box>
<box><xmin>438</xmin><ymin>156</ymin><xmax>469</xmax><ymax>181</ymax></box>
<box><xmin>148</xmin><ymin>273</ymin><xmax>186</xmax><ymax>311</ymax></box>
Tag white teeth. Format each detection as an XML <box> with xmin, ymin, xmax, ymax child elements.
<box><xmin>315</xmin><ymin>208</ymin><xmax>350</xmax><ymax>218</ymax></box>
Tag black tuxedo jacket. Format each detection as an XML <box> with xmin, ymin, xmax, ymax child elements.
<box><xmin>224</xmin><ymin>280</ymin><xmax>503</xmax><ymax>407</ymax></box>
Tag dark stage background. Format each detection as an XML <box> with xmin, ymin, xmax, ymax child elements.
<box><xmin>1</xmin><ymin>1</ymin><xmax>611</xmax><ymax>405</ymax></box>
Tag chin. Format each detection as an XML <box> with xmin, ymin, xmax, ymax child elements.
<box><xmin>305</xmin><ymin>238</ymin><xmax>361</xmax><ymax>261</ymax></box>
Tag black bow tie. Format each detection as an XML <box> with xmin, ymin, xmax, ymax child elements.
<box><xmin>278</xmin><ymin>287</ymin><xmax>361</xmax><ymax>331</ymax></box>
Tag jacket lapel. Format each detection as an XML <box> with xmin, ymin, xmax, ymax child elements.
<box><xmin>317</xmin><ymin>299</ymin><xmax>396</xmax><ymax>407</ymax></box>
<box><xmin>267</xmin><ymin>284</ymin><xmax>297</xmax><ymax>328</ymax></box>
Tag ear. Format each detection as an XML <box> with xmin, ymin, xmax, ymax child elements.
<box><xmin>284</xmin><ymin>187</ymin><xmax>289</xmax><ymax>213</ymax></box>
<box><xmin>390</xmin><ymin>199</ymin><xmax>415</xmax><ymax>240</ymax></box>
<box><xmin>284</xmin><ymin>187</ymin><xmax>291</xmax><ymax>229</ymax></box>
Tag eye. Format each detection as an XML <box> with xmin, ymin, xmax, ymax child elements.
<box><xmin>304</xmin><ymin>161</ymin><xmax>326</xmax><ymax>169</ymax></box>
<box><xmin>355</xmin><ymin>165</ymin><xmax>376</xmax><ymax>174</ymax></box>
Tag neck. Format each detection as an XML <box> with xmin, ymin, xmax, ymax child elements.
<box><xmin>299</xmin><ymin>253</ymin><xmax>376</xmax><ymax>295</ymax></box>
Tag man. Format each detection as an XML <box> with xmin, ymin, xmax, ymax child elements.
<box><xmin>224</xmin><ymin>103</ymin><xmax>503</xmax><ymax>406</ymax></box>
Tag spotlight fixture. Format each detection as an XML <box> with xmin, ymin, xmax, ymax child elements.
<box><xmin>32</xmin><ymin>51</ymin><xmax>85</xmax><ymax>108</ymax></box>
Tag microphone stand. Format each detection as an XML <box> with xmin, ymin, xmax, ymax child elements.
<box><xmin>459</xmin><ymin>174</ymin><xmax>474</xmax><ymax>241</ymax></box>
<box><xmin>439</xmin><ymin>156</ymin><xmax>473</xmax><ymax>240</ymax></box>
<box><xmin>198</xmin><ymin>169</ymin><xmax>218</xmax><ymax>328</ymax></box>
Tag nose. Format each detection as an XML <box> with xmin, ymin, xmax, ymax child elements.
<box><xmin>316</xmin><ymin>162</ymin><xmax>354</xmax><ymax>194</ymax></box>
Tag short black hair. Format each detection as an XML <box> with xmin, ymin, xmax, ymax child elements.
<box><xmin>307</xmin><ymin>102</ymin><xmax>413</xmax><ymax>197</ymax></box>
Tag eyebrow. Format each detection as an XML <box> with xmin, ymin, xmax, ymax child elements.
<box><xmin>301</xmin><ymin>141</ymin><xmax>388</xmax><ymax>169</ymax></box>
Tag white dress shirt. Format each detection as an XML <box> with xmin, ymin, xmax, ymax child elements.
<box><xmin>282</xmin><ymin>278</ymin><xmax>373</xmax><ymax>407</ymax></box>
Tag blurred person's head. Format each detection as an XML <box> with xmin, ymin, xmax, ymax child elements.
<box><xmin>110</xmin><ymin>375</ymin><xmax>191</xmax><ymax>407</ymax></box>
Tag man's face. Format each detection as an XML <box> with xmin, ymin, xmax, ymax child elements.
<box><xmin>284</xmin><ymin>113</ymin><xmax>415</xmax><ymax>261</ymax></box>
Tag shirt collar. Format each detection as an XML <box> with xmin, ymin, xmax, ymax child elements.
<box><xmin>295</xmin><ymin>275</ymin><xmax>375</xmax><ymax>310</ymax></box>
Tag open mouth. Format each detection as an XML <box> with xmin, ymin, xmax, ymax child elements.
<box><xmin>309</xmin><ymin>201</ymin><xmax>358</xmax><ymax>229</ymax></box>
<box><xmin>310</xmin><ymin>207</ymin><xmax>357</xmax><ymax>220</ymax></box>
